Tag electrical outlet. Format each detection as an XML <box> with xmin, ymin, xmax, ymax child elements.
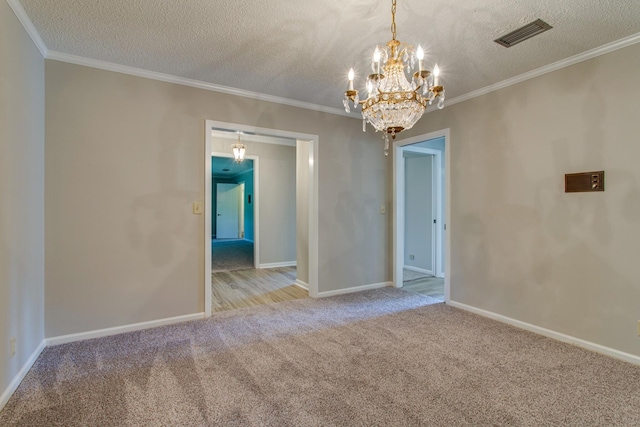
<box><xmin>409</xmin><ymin>254</ymin><xmax>415</xmax><ymax>260</ymax></box>
<box><xmin>10</xmin><ymin>337</ymin><xmax>16</xmax><ymax>358</ymax></box>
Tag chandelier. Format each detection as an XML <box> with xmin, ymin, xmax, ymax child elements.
<box><xmin>343</xmin><ymin>0</ymin><xmax>445</xmax><ymax>155</ymax></box>
<box><xmin>231</xmin><ymin>134</ymin><xmax>246</xmax><ymax>163</ymax></box>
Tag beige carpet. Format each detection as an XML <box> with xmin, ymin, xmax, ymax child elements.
<box><xmin>2</xmin><ymin>289</ymin><xmax>640</xmax><ymax>425</ymax></box>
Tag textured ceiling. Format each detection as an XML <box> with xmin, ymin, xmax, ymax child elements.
<box><xmin>17</xmin><ymin>0</ymin><xmax>640</xmax><ymax>113</ymax></box>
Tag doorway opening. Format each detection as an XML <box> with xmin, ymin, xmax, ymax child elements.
<box><xmin>393</xmin><ymin>129</ymin><xmax>450</xmax><ymax>303</ymax></box>
<box><xmin>212</xmin><ymin>156</ymin><xmax>255</xmax><ymax>272</ymax></box>
<box><xmin>204</xmin><ymin>121</ymin><xmax>319</xmax><ymax>317</ymax></box>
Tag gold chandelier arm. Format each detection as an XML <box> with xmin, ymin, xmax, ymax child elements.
<box><xmin>345</xmin><ymin>90</ymin><xmax>367</xmax><ymax>106</ymax></box>
<box><xmin>391</xmin><ymin>0</ymin><xmax>397</xmax><ymax>41</ymax></box>
<box><xmin>413</xmin><ymin>70</ymin><xmax>431</xmax><ymax>80</ymax></box>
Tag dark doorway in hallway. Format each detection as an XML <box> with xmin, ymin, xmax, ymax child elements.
<box><xmin>211</xmin><ymin>239</ymin><xmax>254</xmax><ymax>272</ymax></box>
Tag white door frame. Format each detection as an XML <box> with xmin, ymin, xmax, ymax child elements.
<box><xmin>393</xmin><ymin>128</ymin><xmax>451</xmax><ymax>303</ymax></box>
<box><xmin>403</xmin><ymin>146</ymin><xmax>440</xmax><ymax>276</ymax></box>
<box><xmin>211</xmin><ymin>152</ymin><xmax>259</xmax><ymax>267</ymax></box>
<box><xmin>238</xmin><ymin>182</ymin><xmax>245</xmax><ymax>239</ymax></box>
<box><xmin>205</xmin><ymin>120</ymin><xmax>319</xmax><ymax>317</ymax></box>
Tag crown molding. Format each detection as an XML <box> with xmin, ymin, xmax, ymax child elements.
<box><xmin>45</xmin><ymin>50</ymin><xmax>352</xmax><ymax>118</ymax></box>
<box><xmin>441</xmin><ymin>31</ymin><xmax>640</xmax><ymax>110</ymax></box>
<box><xmin>6</xmin><ymin>0</ymin><xmax>48</xmax><ymax>57</ymax></box>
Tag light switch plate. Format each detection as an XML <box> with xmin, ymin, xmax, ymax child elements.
<box><xmin>193</xmin><ymin>201</ymin><xmax>203</xmax><ymax>215</ymax></box>
<box><xmin>380</xmin><ymin>205</ymin><xmax>386</xmax><ymax>214</ymax></box>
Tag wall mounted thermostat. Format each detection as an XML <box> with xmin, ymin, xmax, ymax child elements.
<box><xmin>565</xmin><ymin>171</ymin><xmax>604</xmax><ymax>193</ymax></box>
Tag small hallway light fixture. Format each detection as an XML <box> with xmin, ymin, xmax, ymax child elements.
<box><xmin>232</xmin><ymin>133</ymin><xmax>246</xmax><ymax>163</ymax></box>
<box><xmin>343</xmin><ymin>0</ymin><xmax>446</xmax><ymax>155</ymax></box>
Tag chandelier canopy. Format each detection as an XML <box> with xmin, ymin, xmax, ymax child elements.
<box><xmin>343</xmin><ymin>0</ymin><xmax>446</xmax><ymax>155</ymax></box>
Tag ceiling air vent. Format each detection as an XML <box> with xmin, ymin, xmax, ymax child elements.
<box><xmin>495</xmin><ymin>19</ymin><xmax>552</xmax><ymax>48</ymax></box>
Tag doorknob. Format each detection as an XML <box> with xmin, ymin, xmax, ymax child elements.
<box><xmin>217</xmin><ymin>214</ymin><xmax>221</xmax><ymax>216</ymax></box>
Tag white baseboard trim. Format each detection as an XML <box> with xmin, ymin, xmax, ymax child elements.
<box><xmin>404</xmin><ymin>265</ymin><xmax>433</xmax><ymax>275</ymax></box>
<box><xmin>294</xmin><ymin>280</ymin><xmax>309</xmax><ymax>291</ymax></box>
<box><xmin>259</xmin><ymin>261</ymin><xmax>297</xmax><ymax>269</ymax></box>
<box><xmin>46</xmin><ymin>313</ymin><xmax>205</xmax><ymax>346</ymax></box>
<box><xmin>0</xmin><ymin>339</ymin><xmax>46</xmax><ymax>412</ymax></box>
<box><xmin>448</xmin><ymin>300</ymin><xmax>640</xmax><ymax>366</ymax></box>
<box><xmin>317</xmin><ymin>281</ymin><xmax>393</xmax><ymax>298</ymax></box>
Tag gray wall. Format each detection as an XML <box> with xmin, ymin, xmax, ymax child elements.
<box><xmin>401</xmin><ymin>41</ymin><xmax>640</xmax><ymax>357</ymax></box>
<box><xmin>45</xmin><ymin>60</ymin><xmax>388</xmax><ymax>337</ymax></box>
<box><xmin>0</xmin><ymin>1</ymin><xmax>45</xmax><ymax>401</ymax></box>
<box><xmin>404</xmin><ymin>154</ymin><xmax>433</xmax><ymax>272</ymax></box>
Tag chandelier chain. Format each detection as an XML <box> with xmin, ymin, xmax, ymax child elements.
<box><xmin>391</xmin><ymin>0</ymin><xmax>397</xmax><ymax>40</ymax></box>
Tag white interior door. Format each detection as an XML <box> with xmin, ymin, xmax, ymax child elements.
<box><xmin>400</xmin><ymin>145</ymin><xmax>444</xmax><ymax>279</ymax></box>
<box><xmin>216</xmin><ymin>183</ymin><xmax>240</xmax><ymax>239</ymax></box>
<box><xmin>404</xmin><ymin>153</ymin><xmax>435</xmax><ymax>274</ymax></box>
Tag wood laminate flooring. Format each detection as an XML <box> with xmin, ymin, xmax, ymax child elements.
<box><xmin>402</xmin><ymin>276</ymin><xmax>445</xmax><ymax>302</ymax></box>
<box><xmin>211</xmin><ymin>267</ymin><xmax>308</xmax><ymax>313</ymax></box>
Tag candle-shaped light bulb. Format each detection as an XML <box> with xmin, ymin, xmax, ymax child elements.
<box><xmin>416</xmin><ymin>45</ymin><xmax>424</xmax><ymax>71</ymax></box>
<box><xmin>348</xmin><ymin>68</ymin><xmax>355</xmax><ymax>90</ymax></box>
<box><xmin>433</xmin><ymin>64</ymin><xmax>440</xmax><ymax>86</ymax></box>
<box><xmin>373</xmin><ymin>47</ymin><xmax>381</xmax><ymax>74</ymax></box>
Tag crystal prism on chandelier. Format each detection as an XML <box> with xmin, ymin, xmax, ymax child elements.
<box><xmin>343</xmin><ymin>0</ymin><xmax>446</xmax><ymax>155</ymax></box>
